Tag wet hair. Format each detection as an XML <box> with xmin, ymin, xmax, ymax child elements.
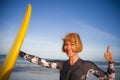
<box><xmin>62</xmin><ymin>32</ymin><xmax>83</xmax><ymax>53</ymax></box>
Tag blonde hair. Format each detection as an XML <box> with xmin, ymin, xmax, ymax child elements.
<box><xmin>62</xmin><ymin>32</ymin><xmax>83</xmax><ymax>53</ymax></box>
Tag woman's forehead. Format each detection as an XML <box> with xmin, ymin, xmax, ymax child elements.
<box><xmin>64</xmin><ymin>40</ymin><xmax>75</xmax><ymax>43</ymax></box>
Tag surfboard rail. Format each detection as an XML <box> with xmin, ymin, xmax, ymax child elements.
<box><xmin>0</xmin><ymin>3</ymin><xmax>32</xmax><ymax>80</ymax></box>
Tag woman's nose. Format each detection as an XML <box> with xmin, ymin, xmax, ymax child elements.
<box><xmin>67</xmin><ymin>45</ymin><xmax>71</xmax><ymax>49</ymax></box>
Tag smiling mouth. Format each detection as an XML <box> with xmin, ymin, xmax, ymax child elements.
<box><xmin>66</xmin><ymin>50</ymin><xmax>72</xmax><ymax>53</ymax></box>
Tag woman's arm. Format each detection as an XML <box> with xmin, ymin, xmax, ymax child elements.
<box><xmin>19</xmin><ymin>51</ymin><xmax>63</xmax><ymax>69</ymax></box>
<box><xmin>89</xmin><ymin>46</ymin><xmax>115</xmax><ymax>80</ymax></box>
<box><xmin>104</xmin><ymin>45</ymin><xmax>115</xmax><ymax>79</ymax></box>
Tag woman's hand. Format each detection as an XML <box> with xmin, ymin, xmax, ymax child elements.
<box><xmin>104</xmin><ymin>45</ymin><xmax>114</xmax><ymax>62</ymax></box>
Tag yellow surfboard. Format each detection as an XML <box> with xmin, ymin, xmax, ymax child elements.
<box><xmin>0</xmin><ymin>4</ymin><xmax>32</xmax><ymax>80</ymax></box>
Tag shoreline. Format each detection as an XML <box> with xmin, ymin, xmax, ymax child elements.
<box><xmin>9</xmin><ymin>65</ymin><xmax>120</xmax><ymax>80</ymax></box>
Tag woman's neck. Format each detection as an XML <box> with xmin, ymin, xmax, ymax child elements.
<box><xmin>69</xmin><ymin>54</ymin><xmax>79</xmax><ymax>66</ymax></box>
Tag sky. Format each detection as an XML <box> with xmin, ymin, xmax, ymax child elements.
<box><xmin>0</xmin><ymin>0</ymin><xmax>120</xmax><ymax>61</ymax></box>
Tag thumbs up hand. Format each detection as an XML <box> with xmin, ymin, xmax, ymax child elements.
<box><xmin>104</xmin><ymin>45</ymin><xmax>114</xmax><ymax>62</ymax></box>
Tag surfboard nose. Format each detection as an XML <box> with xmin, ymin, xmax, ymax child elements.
<box><xmin>0</xmin><ymin>3</ymin><xmax>32</xmax><ymax>80</ymax></box>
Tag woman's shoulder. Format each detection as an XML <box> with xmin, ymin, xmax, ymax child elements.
<box><xmin>79</xmin><ymin>59</ymin><xmax>96</xmax><ymax>66</ymax></box>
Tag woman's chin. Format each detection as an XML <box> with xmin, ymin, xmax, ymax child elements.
<box><xmin>66</xmin><ymin>53</ymin><xmax>73</xmax><ymax>58</ymax></box>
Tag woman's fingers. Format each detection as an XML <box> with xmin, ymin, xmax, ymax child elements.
<box><xmin>106</xmin><ymin>45</ymin><xmax>110</xmax><ymax>52</ymax></box>
<box><xmin>104</xmin><ymin>45</ymin><xmax>114</xmax><ymax>62</ymax></box>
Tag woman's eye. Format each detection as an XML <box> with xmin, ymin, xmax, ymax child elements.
<box><xmin>64</xmin><ymin>44</ymin><xmax>68</xmax><ymax>46</ymax></box>
<box><xmin>71</xmin><ymin>43</ymin><xmax>75</xmax><ymax>46</ymax></box>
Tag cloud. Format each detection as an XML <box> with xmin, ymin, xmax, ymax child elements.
<box><xmin>70</xmin><ymin>20</ymin><xmax>120</xmax><ymax>46</ymax></box>
<box><xmin>74</xmin><ymin>21</ymin><xmax>120</xmax><ymax>61</ymax></box>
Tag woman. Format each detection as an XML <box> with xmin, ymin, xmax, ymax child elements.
<box><xmin>19</xmin><ymin>32</ymin><xmax>115</xmax><ymax>80</ymax></box>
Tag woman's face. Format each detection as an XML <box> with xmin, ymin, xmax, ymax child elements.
<box><xmin>63</xmin><ymin>40</ymin><xmax>77</xmax><ymax>58</ymax></box>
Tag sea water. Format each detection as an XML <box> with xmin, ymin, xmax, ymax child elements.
<box><xmin>0</xmin><ymin>55</ymin><xmax>120</xmax><ymax>80</ymax></box>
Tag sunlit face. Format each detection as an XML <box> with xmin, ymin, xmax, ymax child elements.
<box><xmin>63</xmin><ymin>40</ymin><xmax>77</xmax><ymax>58</ymax></box>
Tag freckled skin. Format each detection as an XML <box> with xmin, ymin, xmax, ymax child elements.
<box><xmin>19</xmin><ymin>50</ymin><xmax>115</xmax><ymax>80</ymax></box>
<box><xmin>19</xmin><ymin>33</ymin><xmax>115</xmax><ymax>80</ymax></box>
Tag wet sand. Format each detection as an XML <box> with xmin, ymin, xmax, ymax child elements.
<box><xmin>9</xmin><ymin>65</ymin><xmax>120</xmax><ymax>80</ymax></box>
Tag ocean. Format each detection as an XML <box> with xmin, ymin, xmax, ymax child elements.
<box><xmin>0</xmin><ymin>54</ymin><xmax>120</xmax><ymax>80</ymax></box>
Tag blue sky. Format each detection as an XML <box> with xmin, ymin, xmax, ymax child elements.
<box><xmin>0</xmin><ymin>0</ymin><xmax>120</xmax><ymax>61</ymax></box>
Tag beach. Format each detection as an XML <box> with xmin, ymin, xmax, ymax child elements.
<box><xmin>9</xmin><ymin>64</ymin><xmax>120</xmax><ymax>80</ymax></box>
<box><xmin>0</xmin><ymin>55</ymin><xmax>120</xmax><ymax>80</ymax></box>
<box><xmin>10</xmin><ymin>64</ymin><xmax>59</xmax><ymax>80</ymax></box>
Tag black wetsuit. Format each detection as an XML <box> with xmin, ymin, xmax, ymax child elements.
<box><xmin>19</xmin><ymin>51</ymin><xmax>115</xmax><ymax>80</ymax></box>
